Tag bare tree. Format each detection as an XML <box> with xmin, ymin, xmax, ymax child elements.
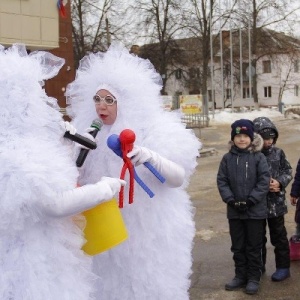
<box><xmin>71</xmin><ymin>0</ymin><xmax>133</xmax><ymax>66</ymax></box>
<box><xmin>71</xmin><ymin>0</ymin><xmax>109</xmax><ymax>65</ymax></box>
<box><xmin>275</xmin><ymin>51</ymin><xmax>300</xmax><ymax>108</ymax></box>
<box><xmin>130</xmin><ymin>0</ymin><xmax>190</xmax><ymax>94</ymax></box>
<box><xmin>185</xmin><ymin>0</ymin><xmax>217</xmax><ymax>97</ymax></box>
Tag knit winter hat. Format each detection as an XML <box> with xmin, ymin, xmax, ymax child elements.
<box><xmin>231</xmin><ymin>119</ymin><xmax>254</xmax><ymax>141</ymax></box>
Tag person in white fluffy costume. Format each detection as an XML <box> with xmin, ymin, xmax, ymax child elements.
<box><xmin>66</xmin><ymin>43</ymin><xmax>201</xmax><ymax>300</ymax></box>
<box><xmin>0</xmin><ymin>44</ymin><xmax>125</xmax><ymax>300</ymax></box>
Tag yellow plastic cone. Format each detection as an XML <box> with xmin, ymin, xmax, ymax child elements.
<box><xmin>82</xmin><ymin>198</ymin><xmax>128</xmax><ymax>255</ymax></box>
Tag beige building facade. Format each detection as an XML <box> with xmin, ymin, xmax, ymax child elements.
<box><xmin>0</xmin><ymin>0</ymin><xmax>59</xmax><ymax>50</ymax></box>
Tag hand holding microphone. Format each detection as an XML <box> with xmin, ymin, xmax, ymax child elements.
<box><xmin>64</xmin><ymin>121</ymin><xmax>77</xmax><ymax>135</ymax></box>
<box><xmin>63</xmin><ymin>121</ymin><xmax>97</xmax><ymax>150</ymax></box>
<box><xmin>76</xmin><ymin>119</ymin><xmax>103</xmax><ymax>167</ymax></box>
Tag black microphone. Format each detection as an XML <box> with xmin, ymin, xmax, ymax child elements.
<box><xmin>64</xmin><ymin>131</ymin><xmax>97</xmax><ymax>150</ymax></box>
<box><xmin>76</xmin><ymin>119</ymin><xmax>103</xmax><ymax>167</ymax></box>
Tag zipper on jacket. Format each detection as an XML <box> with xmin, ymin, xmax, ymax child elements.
<box><xmin>246</xmin><ymin>161</ymin><xmax>248</xmax><ymax>179</ymax></box>
<box><xmin>237</xmin><ymin>156</ymin><xmax>239</xmax><ymax>165</ymax></box>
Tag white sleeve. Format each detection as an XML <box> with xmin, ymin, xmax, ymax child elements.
<box><xmin>150</xmin><ymin>151</ymin><xmax>185</xmax><ymax>188</ymax></box>
<box><xmin>39</xmin><ymin>178</ymin><xmax>125</xmax><ymax>218</ymax></box>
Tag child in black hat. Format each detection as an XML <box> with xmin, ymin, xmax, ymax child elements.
<box><xmin>253</xmin><ymin>116</ymin><xmax>292</xmax><ymax>282</ymax></box>
<box><xmin>217</xmin><ymin>119</ymin><xmax>270</xmax><ymax>295</ymax></box>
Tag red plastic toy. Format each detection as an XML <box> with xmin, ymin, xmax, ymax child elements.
<box><xmin>118</xmin><ymin>129</ymin><xmax>136</xmax><ymax>208</ymax></box>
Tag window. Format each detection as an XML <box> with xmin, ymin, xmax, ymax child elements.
<box><xmin>175</xmin><ymin>69</ymin><xmax>182</xmax><ymax>79</ymax></box>
<box><xmin>264</xmin><ymin>86</ymin><xmax>272</xmax><ymax>97</ymax></box>
<box><xmin>189</xmin><ymin>67</ymin><xmax>200</xmax><ymax>79</ymax></box>
<box><xmin>226</xmin><ymin>89</ymin><xmax>231</xmax><ymax>99</ymax></box>
<box><xmin>294</xmin><ymin>60</ymin><xmax>299</xmax><ymax>73</ymax></box>
<box><xmin>243</xmin><ymin>87</ymin><xmax>253</xmax><ymax>98</ymax></box>
<box><xmin>295</xmin><ymin>85</ymin><xmax>299</xmax><ymax>96</ymax></box>
<box><xmin>263</xmin><ymin>60</ymin><xmax>271</xmax><ymax>73</ymax></box>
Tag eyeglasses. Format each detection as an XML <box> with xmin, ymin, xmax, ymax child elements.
<box><xmin>93</xmin><ymin>94</ymin><xmax>117</xmax><ymax>106</ymax></box>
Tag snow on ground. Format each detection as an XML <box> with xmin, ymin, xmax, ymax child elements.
<box><xmin>209</xmin><ymin>107</ymin><xmax>284</xmax><ymax>125</ymax></box>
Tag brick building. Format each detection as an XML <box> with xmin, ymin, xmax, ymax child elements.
<box><xmin>45</xmin><ymin>2</ymin><xmax>75</xmax><ymax>116</ymax></box>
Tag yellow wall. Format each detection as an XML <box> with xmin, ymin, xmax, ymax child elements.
<box><xmin>0</xmin><ymin>0</ymin><xmax>59</xmax><ymax>50</ymax></box>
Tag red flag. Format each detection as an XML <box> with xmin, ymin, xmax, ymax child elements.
<box><xmin>57</xmin><ymin>0</ymin><xmax>67</xmax><ymax>18</ymax></box>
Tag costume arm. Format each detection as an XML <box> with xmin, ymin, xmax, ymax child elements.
<box><xmin>127</xmin><ymin>146</ymin><xmax>185</xmax><ymax>188</ymax></box>
<box><xmin>39</xmin><ymin>177</ymin><xmax>125</xmax><ymax>218</ymax></box>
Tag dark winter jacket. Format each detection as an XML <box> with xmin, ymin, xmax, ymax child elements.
<box><xmin>261</xmin><ymin>145</ymin><xmax>292</xmax><ymax>217</ymax></box>
<box><xmin>291</xmin><ymin>159</ymin><xmax>300</xmax><ymax>198</ymax></box>
<box><xmin>217</xmin><ymin>133</ymin><xmax>270</xmax><ymax>220</ymax></box>
<box><xmin>253</xmin><ymin>116</ymin><xmax>292</xmax><ymax>218</ymax></box>
<box><xmin>290</xmin><ymin>159</ymin><xmax>300</xmax><ymax>224</ymax></box>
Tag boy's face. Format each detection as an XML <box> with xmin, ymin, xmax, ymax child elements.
<box><xmin>263</xmin><ymin>138</ymin><xmax>274</xmax><ymax>148</ymax></box>
<box><xmin>233</xmin><ymin>134</ymin><xmax>251</xmax><ymax>149</ymax></box>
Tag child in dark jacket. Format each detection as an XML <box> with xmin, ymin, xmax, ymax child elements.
<box><xmin>253</xmin><ymin>117</ymin><xmax>292</xmax><ymax>282</ymax></box>
<box><xmin>290</xmin><ymin>159</ymin><xmax>300</xmax><ymax>237</ymax></box>
<box><xmin>217</xmin><ymin>119</ymin><xmax>270</xmax><ymax>295</ymax></box>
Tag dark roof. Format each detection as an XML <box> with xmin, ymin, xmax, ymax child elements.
<box><xmin>139</xmin><ymin>28</ymin><xmax>300</xmax><ymax>65</ymax></box>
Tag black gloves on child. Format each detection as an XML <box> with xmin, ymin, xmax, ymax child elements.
<box><xmin>228</xmin><ymin>200</ymin><xmax>255</xmax><ymax>212</ymax></box>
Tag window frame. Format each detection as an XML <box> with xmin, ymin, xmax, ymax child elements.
<box><xmin>262</xmin><ymin>60</ymin><xmax>271</xmax><ymax>73</ymax></box>
<box><xmin>264</xmin><ymin>86</ymin><xmax>272</xmax><ymax>98</ymax></box>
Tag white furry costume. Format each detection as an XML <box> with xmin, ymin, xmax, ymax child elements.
<box><xmin>0</xmin><ymin>44</ymin><xmax>99</xmax><ymax>299</ymax></box>
<box><xmin>66</xmin><ymin>44</ymin><xmax>201</xmax><ymax>300</ymax></box>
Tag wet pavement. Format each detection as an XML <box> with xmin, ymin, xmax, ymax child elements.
<box><xmin>188</xmin><ymin>117</ymin><xmax>300</xmax><ymax>300</ymax></box>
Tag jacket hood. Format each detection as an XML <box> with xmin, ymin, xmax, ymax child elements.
<box><xmin>228</xmin><ymin>132</ymin><xmax>264</xmax><ymax>152</ymax></box>
<box><xmin>253</xmin><ymin>117</ymin><xmax>279</xmax><ymax>144</ymax></box>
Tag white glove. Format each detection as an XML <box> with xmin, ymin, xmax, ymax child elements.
<box><xmin>77</xmin><ymin>131</ymin><xmax>96</xmax><ymax>150</ymax></box>
<box><xmin>40</xmin><ymin>177</ymin><xmax>126</xmax><ymax>218</ymax></box>
<box><xmin>127</xmin><ymin>146</ymin><xmax>185</xmax><ymax>188</ymax></box>
<box><xmin>127</xmin><ymin>146</ymin><xmax>153</xmax><ymax>166</ymax></box>
<box><xmin>64</xmin><ymin>121</ymin><xmax>77</xmax><ymax>135</ymax></box>
<box><xmin>72</xmin><ymin>127</ymin><xmax>96</xmax><ymax>151</ymax></box>
<box><xmin>97</xmin><ymin>176</ymin><xmax>127</xmax><ymax>198</ymax></box>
